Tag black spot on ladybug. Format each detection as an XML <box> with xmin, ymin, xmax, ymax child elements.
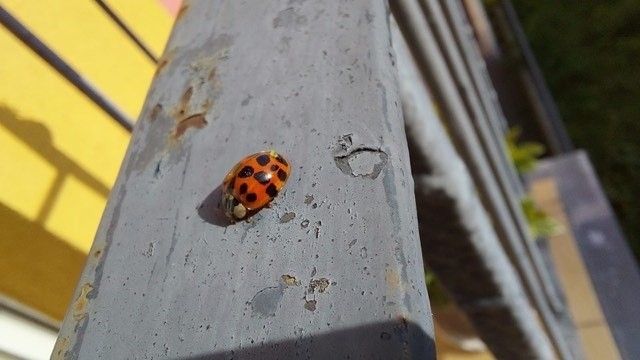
<box><xmin>246</xmin><ymin>193</ymin><xmax>257</xmax><ymax>202</ymax></box>
<box><xmin>266</xmin><ymin>183</ymin><xmax>278</xmax><ymax>198</ymax></box>
<box><xmin>277</xmin><ymin>169</ymin><xmax>287</xmax><ymax>181</ymax></box>
<box><xmin>239</xmin><ymin>183</ymin><xmax>248</xmax><ymax>194</ymax></box>
<box><xmin>275</xmin><ymin>155</ymin><xmax>288</xmax><ymax>166</ymax></box>
<box><xmin>254</xmin><ymin>171</ymin><xmax>271</xmax><ymax>184</ymax></box>
<box><xmin>238</xmin><ymin>166</ymin><xmax>254</xmax><ymax>178</ymax></box>
<box><xmin>256</xmin><ymin>154</ymin><xmax>271</xmax><ymax>166</ymax></box>
<box><xmin>270</xmin><ymin>164</ymin><xmax>279</xmax><ymax>172</ymax></box>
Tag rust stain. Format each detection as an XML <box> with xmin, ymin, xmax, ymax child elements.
<box><xmin>172</xmin><ymin>113</ymin><xmax>207</xmax><ymax>139</ymax></box>
<box><xmin>72</xmin><ymin>283</ymin><xmax>93</xmax><ymax>321</ymax></box>
<box><xmin>385</xmin><ymin>266</ymin><xmax>400</xmax><ymax>290</ymax></box>
<box><xmin>202</xmin><ymin>98</ymin><xmax>212</xmax><ymax>112</ymax></box>
<box><xmin>52</xmin><ymin>336</ymin><xmax>69</xmax><ymax>360</ymax></box>
<box><xmin>155</xmin><ymin>58</ymin><xmax>169</xmax><ymax>76</ymax></box>
<box><xmin>172</xmin><ymin>86</ymin><xmax>194</xmax><ymax>121</ymax></box>
<box><xmin>92</xmin><ymin>244</ymin><xmax>105</xmax><ymax>260</ymax></box>
<box><xmin>178</xmin><ymin>87</ymin><xmax>194</xmax><ymax>115</ymax></box>
<box><xmin>154</xmin><ymin>48</ymin><xmax>177</xmax><ymax>77</ymax></box>
<box><xmin>176</xmin><ymin>3</ymin><xmax>190</xmax><ymax>22</ymax></box>
<box><xmin>208</xmin><ymin>66</ymin><xmax>217</xmax><ymax>81</ymax></box>
<box><xmin>150</xmin><ymin>103</ymin><xmax>163</xmax><ymax>121</ymax></box>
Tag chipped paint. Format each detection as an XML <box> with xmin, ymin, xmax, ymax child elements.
<box><xmin>334</xmin><ymin>147</ymin><xmax>389</xmax><ymax>179</ymax></box>
<box><xmin>280</xmin><ymin>212</ymin><xmax>296</xmax><ymax>223</ymax></box>
<box><xmin>281</xmin><ymin>274</ymin><xmax>301</xmax><ymax>287</ymax></box>
<box><xmin>304</xmin><ymin>194</ymin><xmax>314</xmax><ymax>205</ymax></box>
<box><xmin>386</xmin><ymin>265</ymin><xmax>401</xmax><ymax>291</ymax></box>
<box><xmin>308</xmin><ymin>277</ymin><xmax>330</xmax><ymax>294</ymax></box>
<box><xmin>304</xmin><ymin>299</ymin><xmax>317</xmax><ymax>311</ymax></box>
<box><xmin>333</xmin><ymin>134</ymin><xmax>389</xmax><ymax>179</ymax></box>
<box><xmin>72</xmin><ymin>283</ymin><xmax>93</xmax><ymax>321</ymax></box>
<box><xmin>51</xmin><ymin>336</ymin><xmax>69</xmax><ymax>360</ymax></box>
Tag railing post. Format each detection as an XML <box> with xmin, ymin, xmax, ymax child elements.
<box><xmin>52</xmin><ymin>1</ymin><xmax>435</xmax><ymax>359</ymax></box>
<box><xmin>391</xmin><ymin>15</ymin><xmax>555</xmax><ymax>359</ymax></box>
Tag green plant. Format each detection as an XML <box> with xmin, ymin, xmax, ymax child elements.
<box><xmin>505</xmin><ymin>126</ymin><xmax>545</xmax><ymax>175</ymax></box>
<box><xmin>521</xmin><ymin>196</ymin><xmax>563</xmax><ymax>239</ymax></box>
<box><xmin>504</xmin><ymin>127</ymin><xmax>562</xmax><ymax>238</ymax></box>
<box><xmin>425</xmin><ymin>270</ymin><xmax>450</xmax><ymax>307</ymax></box>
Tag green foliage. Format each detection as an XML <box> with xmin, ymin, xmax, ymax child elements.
<box><xmin>521</xmin><ymin>196</ymin><xmax>563</xmax><ymax>239</ymax></box>
<box><xmin>513</xmin><ymin>0</ymin><xmax>640</xmax><ymax>260</ymax></box>
<box><xmin>505</xmin><ymin>127</ymin><xmax>545</xmax><ymax>175</ymax></box>
<box><xmin>504</xmin><ymin>128</ymin><xmax>561</xmax><ymax>238</ymax></box>
<box><xmin>425</xmin><ymin>271</ymin><xmax>450</xmax><ymax>307</ymax></box>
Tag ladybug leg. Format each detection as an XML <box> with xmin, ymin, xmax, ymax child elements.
<box><xmin>245</xmin><ymin>216</ymin><xmax>253</xmax><ymax>223</ymax></box>
<box><xmin>265</xmin><ymin>202</ymin><xmax>273</xmax><ymax>208</ymax></box>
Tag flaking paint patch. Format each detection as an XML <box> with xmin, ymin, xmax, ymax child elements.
<box><xmin>333</xmin><ymin>134</ymin><xmax>389</xmax><ymax>179</ymax></box>
<box><xmin>72</xmin><ymin>283</ymin><xmax>93</xmax><ymax>321</ymax></box>
<box><xmin>281</xmin><ymin>274</ymin><xmax>301</xmax><ymax>287</ymax></box>
<box><xmin>334</xmin><ymin>147</ymin><xmax>388</xmax><ymax>179</ymax></box>
<box><xmin>62</xmin><ymin>187</ymin><xmax>122</xmax><ymax>355</ymax></box>
<box><xmin>304</xmin><ymin>299</ymin><xmax>317</xmax><ymax>311</ymax></box>
<box><xmin>385</xmin><ymin>266</ymin><xmax>401</xmax><ymax>291</ymax></box>
<box><xmin>280</xmin><ymin>212</ymin><xmax>296</xmax><ymax>223</ymax></box>
<box><xmin>308</xmin><ymin>278</ymin><xmax>330</xmax><ymax>294</ymax></box>
<box><xmin>51</xmin><ymin>336</ymin><xmax>69</xmax><ymax>360</ymax></box>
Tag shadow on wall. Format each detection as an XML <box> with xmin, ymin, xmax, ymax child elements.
<box><xmin>0</xmin><ymin>202</ymin><xmax>85</xmax><ymax>321</ymax></box>
<box><xmin>0</xmin><ymin>105</ymin><xmax>105</xmax><ymax>321</ymax></box>
<box><xmin>0</xmin><ymin>105</ymin><xmax>110</xmax><ymax>223</ymax></box>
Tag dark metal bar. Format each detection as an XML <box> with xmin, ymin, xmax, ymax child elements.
<box><xmin>93</xmin><ymin>0</ymin><xmax>158</xmax><ymax>63</ymax></box>
<box><xmin>0</xmin><ymin>5</ymin><xmax>134</xmax><ymax>132</ymax></box>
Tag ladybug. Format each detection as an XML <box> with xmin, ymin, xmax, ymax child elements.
<box><xmin>219</xmin><ymin>150</ymin><xmax>290</xmax><ymax>222</ymax></box>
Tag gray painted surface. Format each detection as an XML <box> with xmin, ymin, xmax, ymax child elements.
<box><xmin>439</xmin><ymin>3</ymin><xmax>583</xmax><ymax>357</ymax></box>
<box><xmin>52</xmin><ymin>1</ymin><xmax>434</xmax><ymax>359</ymax></box>
<box><xmin>391</xmin><ymin>1</ymin><xmax>576</xmax><ymax>358</ymax></box>
<box><xmin>529</xmin><ymin>151</ymin><xmax>640</xmax><ymax>360</ymax></box>
<box><xmin>392</xmin><ymin>16</ymin><xmax>554</xmax><ymax>359</ymax></box>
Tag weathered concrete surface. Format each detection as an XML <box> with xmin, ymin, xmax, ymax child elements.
<box><xmin>52</xmin><ymin>1</ymin><xmax>434</xmax><ymax>359</ymax></box>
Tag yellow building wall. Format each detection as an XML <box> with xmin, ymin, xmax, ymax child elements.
<box><xmin>0</xmin><ymin>0</ymin><xmax>173</xmax><ymax>322</ymax></box>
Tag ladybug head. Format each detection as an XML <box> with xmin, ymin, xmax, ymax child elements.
<box><xmin>220</xmin><ymin>192</ymin><xmax>246</xmax><ymax>222</ymax></box>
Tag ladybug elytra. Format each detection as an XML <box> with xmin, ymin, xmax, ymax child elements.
<box><xmin>220</xmin><ymin>150</ymin><xmax>290</xmax><ymax>222</ymax></box>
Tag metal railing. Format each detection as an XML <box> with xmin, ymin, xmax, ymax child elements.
<box><xmin>0</xmin><ymin>0</ymin><xmax>587</xmax><ymax>358</ymax></box>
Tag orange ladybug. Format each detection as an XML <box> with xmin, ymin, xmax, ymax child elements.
<box><xmin>220</xmin><ymin>150</ymin><xmax>290</xmax><ymax>222</ymax></box>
